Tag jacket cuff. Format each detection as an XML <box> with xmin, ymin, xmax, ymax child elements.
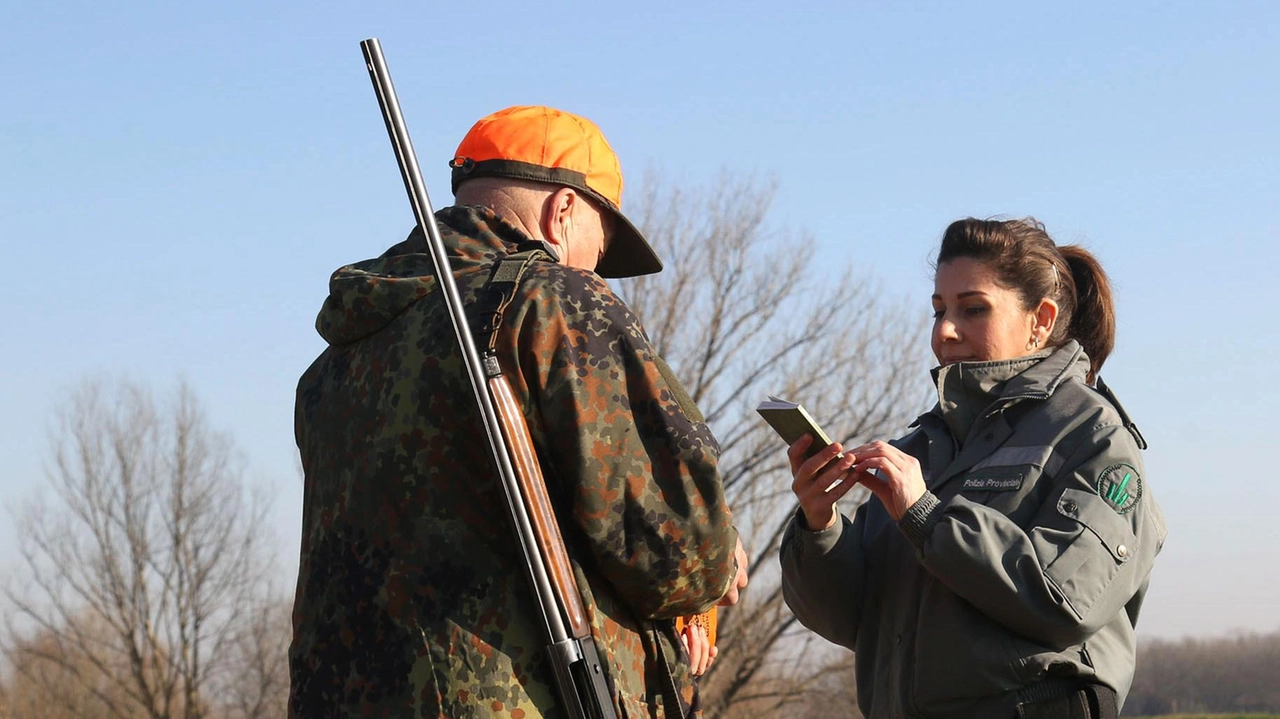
<box><xmin>789</xmin><ymin>506</ymin><xmax>846</xmax><ymax>557</ymax></box>
<box><xmin>898</xmin><ymin>491</ymin><xmax>942</xmax><ymax>549</ymax></box>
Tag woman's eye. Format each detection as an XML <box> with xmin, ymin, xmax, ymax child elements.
<box><xmin>964</xmin><ymin>306</ymin><xmax>988</xmax><ymax>317</ymax></box>
<box><xmin>931</xmin><ymin>309</ymin><xmax>945</xmax><ymax>320</ymax></box>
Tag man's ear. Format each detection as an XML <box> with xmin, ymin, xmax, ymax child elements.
<box><xmin>541</xmin><ymin>188</ymin><xmax>578</xmax><ymax>254</ymax></box>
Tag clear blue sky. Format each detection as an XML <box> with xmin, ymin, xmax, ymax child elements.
<box><xmin>2</xmin><ymin>0</ymin><xmax>1277</xmax><ymax>639</ymax></box>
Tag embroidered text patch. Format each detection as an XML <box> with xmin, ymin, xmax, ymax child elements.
<box><xmin>961</xmin><ymin>475</ymin><xmax>1025</xmax><ymax>491</ymax></box>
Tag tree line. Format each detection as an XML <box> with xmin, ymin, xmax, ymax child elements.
<box><xmin>1124</xmin><ymin>630</ymin><xmax>1280</xmax><ymax>715</ymax></box>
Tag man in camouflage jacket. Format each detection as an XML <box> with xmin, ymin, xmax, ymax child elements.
<box><xmin>290</xmin><ymin>106</ymin><xmax>744</xmax><ymax>718</ymax></box>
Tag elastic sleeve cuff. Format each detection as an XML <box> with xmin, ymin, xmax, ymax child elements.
<box><xmin>897</xmin><ymin>490</ymin><xmax>942</xmax><ymax>550</ymax></box>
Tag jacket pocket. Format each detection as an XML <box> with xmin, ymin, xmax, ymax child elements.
<box><xmin>1043</xmin><ymin>488</ymin><xmax>1136</xmax><ymax>620</ymax></box>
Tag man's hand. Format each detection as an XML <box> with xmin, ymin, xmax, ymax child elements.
<box><xmin>680</xmin><ymin>622</ymin><xmax>717</xmax><ymax>676</ymax></box>
<box><xmin>718</xmin><ymin>537</ymin><xmax>749</xmax><ymax>606</ymax></box>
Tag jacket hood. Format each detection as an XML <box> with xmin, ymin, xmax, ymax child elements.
<box><xmin>314</xmin><ymin>206</ymin><xmax>530</xmax><ymax>346</ymax></box>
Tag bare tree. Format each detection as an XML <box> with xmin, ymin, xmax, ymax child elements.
<box><xmin>209</xmin><ymin>597</ymin><xmax>292</xmax><ymax>719</ymax></box>
<box><xmin>1</xmin><ymin>378</ymin><xmax>284</xmax><ymax>719</ymax></box>
<box><xmin>620</xmin><ymin>172</ymin><xmax>930</xmax><ymax>716</ymax></box>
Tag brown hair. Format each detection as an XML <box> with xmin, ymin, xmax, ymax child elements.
<box><xmin>935</xmin><ymin>218</ymin><xmax>1116</xmax><ymax>381</ymax></box>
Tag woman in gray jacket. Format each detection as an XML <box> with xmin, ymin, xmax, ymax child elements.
<box><xmin>780</xmin><ymin>218</ymin><xmax>1166</xmax><ymax>719</ymax></box>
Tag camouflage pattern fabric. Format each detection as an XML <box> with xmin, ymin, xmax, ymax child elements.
<box><xmin>290</xmin><ymin>205</ymin><xmax>739</xmax><ymax>718</ymax></box>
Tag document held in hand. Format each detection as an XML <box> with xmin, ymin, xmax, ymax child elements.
<box><xmin>756</xmin><ymin>396</ymin><xmax>835</xmax><ymax>458</ymax></box>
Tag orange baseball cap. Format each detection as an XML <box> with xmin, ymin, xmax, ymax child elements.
<box><xmin>449</xmin><ymin>105</ymin><xmax>662</xmax><ymax>278</ymax></box>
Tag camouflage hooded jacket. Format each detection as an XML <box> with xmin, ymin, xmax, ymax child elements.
<box><xmin>290</xmin><ymin>205</ymin><xmax>739</xmax><ymax>719</ymax></box>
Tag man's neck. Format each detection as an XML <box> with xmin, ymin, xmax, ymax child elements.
<box><xmin>454</xmin><ymin>186</ymin><xmax>545</xmax><ymax>242</ymax></box>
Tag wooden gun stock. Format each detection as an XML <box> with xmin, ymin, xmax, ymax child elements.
<box><xmin>489</xmin><ymin>373</ymin><xmax>593</xmax><ymax>637</ymax></box>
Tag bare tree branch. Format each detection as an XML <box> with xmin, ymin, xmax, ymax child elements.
<box><xmin>1</xmin><ymin>378</ymin><xmax>287</xmax><ymax>719</ymax></box>
<box><xmin>619</xmin><ymin>171</ymin><xmax>930</xmax><ymax>717</ymax></box>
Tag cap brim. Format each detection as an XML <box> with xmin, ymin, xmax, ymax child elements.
<box><xmin>591</xmin><ymin>203</ymin><xmax>662</xmax><ymax>279</ymax></box>
<box><xmin>451</xmin><ymin>158</ymin><xmax>661</xmax><ymax>278</ymax></box>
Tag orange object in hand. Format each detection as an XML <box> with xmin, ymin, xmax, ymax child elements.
<box><xmin>675</xmin><ymin>608</ymin><xmax>717</xmax><ymax>646</ymax></box>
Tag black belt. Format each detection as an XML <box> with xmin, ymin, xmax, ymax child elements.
<box><xmin>1015</xmin><ymin>680</ymin><xmax>1118</xmax><ymax>719</ymax></box>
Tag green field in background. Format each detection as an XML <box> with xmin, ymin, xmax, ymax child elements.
<box><xmin>1125</xmin><ymin>714</ymin><xmax>1280</xmax><ymax>718</ymax></box>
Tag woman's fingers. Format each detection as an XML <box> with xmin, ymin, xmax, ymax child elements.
<box><xmin>846</xmin><ymin>440</ymin><xmax>901</xmax><ymax>464</ymax></box>
<box><xmin>846</xmin><ymin>442</ymin><xmax>926</xmax><ymax>520</ymax></box>
<box><xmin>795</xmin><ymin>450</ymin><xmax>859</xmax><ymax>530</ymax></box>
<box><xmin>786</xmin><ymin>434</ymin><xmax>814</xmax><ymax>474</ymax></box>
<box><xmin>851</xmin><ymin>455</ymin><xmax>894</xmax><ymax>482</ymax></box>
<box><xmin>790</xmin><ymin>438</ymin><xmax>926</xmax><ymax>528</ymax></box>
<box><xmin>803</xmin><ymin>461</ymin><xmax>860</xmax><ymax>503</ymax></box>
<box><xmin>847</xmin><ymin>442</ymin><xmax>909</xmax><ymax>482</ymax></box>
<box><xmin>789</xmin><ymin>440</ymin><xmax>845</xmax><ymax>492</ymax></box>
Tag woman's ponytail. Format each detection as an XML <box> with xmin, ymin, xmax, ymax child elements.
<box><xmin>1058</xmin><ymin>245</ymin><xmax>1115</xmax><ymax>382</ymax></box>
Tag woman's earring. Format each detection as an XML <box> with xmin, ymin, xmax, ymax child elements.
<box><xmin>1029</xmin><ymin>335</ymin><xmax>1040</xmax><ymax>350</ymax></box>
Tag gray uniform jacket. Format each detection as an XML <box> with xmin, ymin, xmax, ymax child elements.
<box><xmin>780</xmin><ymin>342</ymin><xmax>1167</xmax><ymax>719</ymax></box>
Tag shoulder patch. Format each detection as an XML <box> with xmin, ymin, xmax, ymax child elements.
<box><xmin>1096</xmin><ymin>463</ymin><xmax>1142</xmax><ymax>514</ymax></box>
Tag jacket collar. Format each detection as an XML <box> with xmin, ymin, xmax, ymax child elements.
<box><xmin>917</xmin><ymin>341</ymin><xmax>1091</xmax><ymax>489</ymax></box>
<box><xmin>999</xmin><ymin>340</ymin><xmax>1090</xmax><ymax>401</ymax></box>
<box><xmin>915</xmin><ymin>341</ymin><xmax>1091</xmax><ymax>434</ymax></box>
<box><xmin>930</xmin><ymin>352</ymin><xmax>1046</xmax><ymax>448</ymax></box>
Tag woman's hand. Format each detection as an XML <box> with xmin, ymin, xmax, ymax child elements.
<box><xmin>844</xmin><ymin>440</ymin><xmax>926</xmax><ymax>521</ymax></box>
<box><xmin>680</xmin><ymin>622</ymin><xmax>717</xmax><ymax>676</ymax></box>
<box><xmin>788</xmin><ymin>435</ymin><xmax>859</xmax><ymax>531</ymax></box>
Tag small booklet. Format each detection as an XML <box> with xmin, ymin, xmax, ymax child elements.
<box><xmin>756</xmin><ymin>395</ymin><xmax>835</xmax><ymax>459</ymax></box>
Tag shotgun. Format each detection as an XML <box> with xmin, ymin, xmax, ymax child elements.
<box><xmin>359</xmin><ymin>38</ymin><xmax>618</xmax><ymax>719</ymax></box>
